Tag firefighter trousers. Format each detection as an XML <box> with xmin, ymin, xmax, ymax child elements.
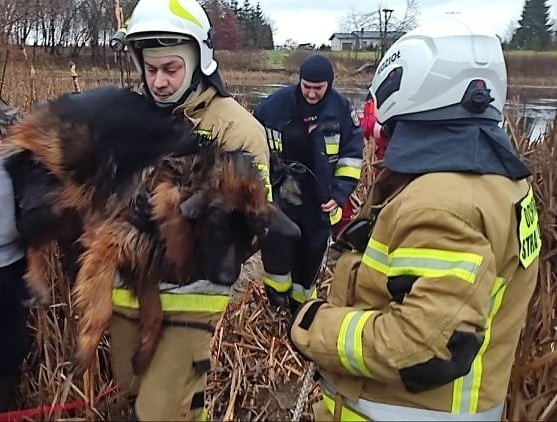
<box><xmin>110</xmin><ymin>306</ymin><xmax>221</xmax><ymax>421</ymax></box>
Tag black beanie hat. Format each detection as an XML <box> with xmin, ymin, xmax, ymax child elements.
<box><xmin>299</xmin><ymin>54</ymin><xmax>334</xmax><ymax>86</ymax></box>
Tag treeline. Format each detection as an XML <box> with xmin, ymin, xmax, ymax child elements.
<box><xmin>0</xmin><ymin>0</ymin><xmax>274</xmax><ymax>58</ymax></box>
<box><xmin>203</xmin><ymin>0</ymin><xmax>274</xmax><ymax>50</ymax></box>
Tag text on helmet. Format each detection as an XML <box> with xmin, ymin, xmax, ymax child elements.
<box><xmin>378</xmin><ymin>51</ymin><xmax>401</xmax><ymax>75</ymax></box>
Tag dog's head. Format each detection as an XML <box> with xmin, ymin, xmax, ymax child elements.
<box><xmin>179</xmin><ymin>149</ymin><xmax>273</xmax><ymax>286</ymax></box>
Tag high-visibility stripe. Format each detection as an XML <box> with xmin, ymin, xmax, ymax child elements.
<box><xmin>452</xmin><ymin>277</ymin><xmax>509</xmax><ymax>414</ymax></box>
<box><xmin>363</xmin><ymin>238</ymin><xmax>483</xmax><ymax>284</ymax></box>
<box><xmin>265</xmin><ymin>128</ymin><xmax>283</xmax><ymax>152</ymax></box>
<box><xmin>326</xmin><ymin>143</ymin><xmax>340</xmax><ymax>155</ymax></box>
<box><xmin>169</xmin><ymin>0</ymin><xmax>203</xmax><ymax>28</ymax></box>
<box><xmin>362</xmin><ymin>238</ymin><xmax>389</xmax><ymax>274</ymax></box>
<box><xmin>322</xmin><ymin>392</ymin><xmax>368</xmax><ymax>421</ymax></box>
<box><xmin>290</xmin><ymin>283</ymin><xmax>317</xmax><ymax>304</ymax></box>
<box><xmin>263</xmin><ymin>272</ymin><xmax>292</xmax><ymax>293</ymax></box>
<box><xmin>337</xmin><ymin>157</ymin><xmax>363</xmax><ymax>168</ymax></box>
<box><xmin>257</xmin><ymin>163</ymin><xmax>273</xmax><ymax>201</ymax></box>
<box><xmin>330</xmin><ymin>207</ymin><xmax>343</xmax><ymax>225</ymax></box>
<box><xmin>112</xmin><ymin>288</ymin><xmax>230</xmax><ymax>313</ymax></box>
<box><xmin>334</xmin><ymin>166</ymin><xmax>362</xmax><ymax>180</ymax></box>
<box><xmin>337</xmin><ymin>310</ymin><xmax>375</xmax><ymax>378</ymax></box>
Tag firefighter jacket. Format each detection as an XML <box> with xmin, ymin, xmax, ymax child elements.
<box><xmin>253</xmin><ymin>85</ymin><xmax>363</xmax><ymax>225</ymax></box>
<box><xmin>176</xmin><ymin>86</ymin><xmax>271</xmax><ymax>196</ymax></box>
<box><xmin>112</xmin><ymin>86</ymin><xmax>270</xmax><ymax>315</ymax></box>
<box><xmin>289</xmin><ymin>169</ymin><xmax>541</xmax><ymax>418</ymax></box>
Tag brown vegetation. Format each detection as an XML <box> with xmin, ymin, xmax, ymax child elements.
<box><xmin>0</xmin><ymin>47</ymin><xmax>555</xmax><ymax>421</ymax></box>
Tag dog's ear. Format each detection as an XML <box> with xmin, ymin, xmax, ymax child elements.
<box><xmin>180</xmin><ymin>191</ymin><xmax>205</xmax><ymax>219</ymax></box>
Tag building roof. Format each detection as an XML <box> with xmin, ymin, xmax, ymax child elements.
<box><xmin>329</xmin><ymin>31</ymin><xmax>402</xmax><ymax>41</ymax></box>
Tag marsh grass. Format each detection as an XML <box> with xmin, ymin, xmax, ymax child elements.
<box><xmin>1</xmin><ymin>46</ymin><xmax>555</xmax><ymax>421</ymax></box>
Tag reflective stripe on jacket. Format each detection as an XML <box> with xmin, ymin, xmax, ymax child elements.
<box><xmin>321</xmin><ymin>381</ymin><xmax>504</xmax><ymax>421</ymax></box>
<box><xmin>291</xmin><ymin>171</ymin><xmax>540</xmax><ymax>414</ymax></box>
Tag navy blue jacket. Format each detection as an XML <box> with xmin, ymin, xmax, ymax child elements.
<box><xmin>254</xmin><ymin>85</ymin><xmax>363</xmax><ymax>210</ymax></box>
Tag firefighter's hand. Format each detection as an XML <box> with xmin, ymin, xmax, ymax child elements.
<box><xmin>321</xmin><ymin>199</ymin><xmax>339</xmax><ymax>213</ymax></box>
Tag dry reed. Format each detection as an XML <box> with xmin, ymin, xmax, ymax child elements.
<box><xmin>1</xmin><ymin>52</ymin><xmax>555</xmax><ymax>420</ymax></box>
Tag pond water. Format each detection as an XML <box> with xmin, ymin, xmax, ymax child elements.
<box><xmin>229</xmin><ymin>83</ymin><xmax>557</xmax><ymax>141</ymax></box>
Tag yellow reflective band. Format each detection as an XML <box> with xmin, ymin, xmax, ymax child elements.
<box><xmin>330</xmin><ymin>207</ymin><xmax>343</xmax><ymax>225</ymax></box>
<box><xmin>326</xmin><ymin>144</ymin><xmax>340</xmax><ymax>155</ymax></box>
<box><xmin>451</xmin><ymin>277</ymin><xmax>509</xmax><ymax>414</ymax></box>
<box><xmin>257</xmin><ymin>163</ymin><xmax>273</xmax><ymax>202</ymax></box>
<box><xmin>334</xmin><ymin>166</ymin><xmax>362</xmax><ymax>180</ymax></box>
<box><xmin>322</xmin><ymin>392</ymin><xmax>368</xmax><ymax>421</ymax></box>
<box><xmin>197</xmin><ymin>409</ymin><xmax>208</xmax><ymax>421</ymax></box>
<box><xmin>516</xmin><ymin>186</ymin><xmax>541</xmax><ymax>268</ymax></box>
<box><xmin>290</xmin><ymin>284</ymin><xmax>316</xmax><ymax>303</ymax></box>
<box><xmin>290</xmin><ymin>289</ymin><xmax>307</xmax><ymax>304</ymax></box>
<box><xmin>363</xmin><ymin>239</ymin><xmax>483</xmax><ymax>284</ymax></box>
<box><xmin>362</xmin><ymin>238</ymin><xmax>389</xmax><ymax>274</ymax></box>
<box><xmin>389</xmin><ymin>248</ymin><xmax>483</xmax><ymax>284</ymax></box>
<box><xmin>169</xmin><ymin>0</ymin><xmax>203</xmax><ymax>28</ymax></box>
<box><xmin>112</xmin><ymin>288</ymin><xmax>230</xmax><ymax>313</ymax></box>
<box><xmin>193</xmin><ymin>129</ymin><xmax>213</xmax><ymax>145</ymax></box>
<box><xmin>337</xmin><ymin>310</ymin><xmax>374</xmax><ymax>378</ymax></box>
<box><xmin>263</xmin><ymin>274</ymin><xmax>292</xmax><ymax>293</ymax></box>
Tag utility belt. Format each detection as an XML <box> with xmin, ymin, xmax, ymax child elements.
<box><xmin>320</xmin><ymin>381</ymin><xmax>504</xmax><ymax>422</ymax></box>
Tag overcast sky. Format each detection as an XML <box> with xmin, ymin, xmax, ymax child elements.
<box><xmin>255</xmin><ymin>0</ymin><xmax>557</xmax><ymax>46</ymax></box>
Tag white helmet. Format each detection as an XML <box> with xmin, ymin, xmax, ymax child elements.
<box><xmin>370</xmin><ymin>17</ymin><xmax>507</xmax><ymax>124</ymax></box>
<box><xmin>125</xmin><ymin>0</ymin><xmax>217</xmax><ymax>76</ymax></box>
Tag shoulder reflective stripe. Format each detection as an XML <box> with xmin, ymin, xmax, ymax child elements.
<box><xmin>322</xmin><ymin>392</ymin><xmax>368</xmax><ymax>421</ymax></box>
<box><xmin>362</xmin><ymin>238</ymin><xmax>389</xmax><ymax>274</ymax></box>
<box><xmin>334</xmin><ymin>166</ymin><xmax>362</xmax><ymax>180</ymax></box>
<box><xmin>389</xmin><ymin>248</ymin><xmax>483</xmax><ymax>284</ymax></box>
<box><xmin>169</xmin><ymin>0</ymin><xmax>202</xmax><ymax>28</ymax></box>
<box><xmin>337</xmin><ymin>310</ymin><xmax>375</xmax><ymax>378</ymax></box>
<box><xmin>112</xmin><ymin>288</ymin><xmax>230</xmax><ymax>313</ymax></box>
<box><xmin>330</xmin><ymin>207</ymin><xmax>343</xmax><ymax>225</ymax></box>
<box><xmin>452</xmin><ymin>277</ymin><xmax>509</xmax><ymax>414</ymax></box>
<box><xmin>363</xmin><ymin>239</ymin><xmax>483</xmax><ymax>284</ymax></box>
<box><xmin>263</xmin><ymin>273</ymin><xmax>292</xmax><ymax>293</ymax></box>
<box><xmin>516</xmin><ymin>186</ymin><xmax>541</xmax><ymax>268</ymax></box>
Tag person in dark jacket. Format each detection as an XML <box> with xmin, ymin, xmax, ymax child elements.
<box><xmin>254</xmin><ymin>54</ymin><xmax>363</xmax><ymax>310</ymax></box>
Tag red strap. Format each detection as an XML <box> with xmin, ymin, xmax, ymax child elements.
<box><xmin>0</xmin><ymin>385</ymin><xmax>118</xmax><ymax>422</ymax></box>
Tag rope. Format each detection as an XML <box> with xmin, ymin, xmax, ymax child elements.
<box><xmin>291</xmin><ymin>238</ymin><xmax>332</xmax><ymax>421</ymax></box>
<box><xmin>292</xmin><ymin>361</ymin><xmax>315</xmax><ymax>422</ymax></box>
<box><xmin>0</xmin><ymin>385</ymin><xmax>118</xmax><ymax>422</ymax></box>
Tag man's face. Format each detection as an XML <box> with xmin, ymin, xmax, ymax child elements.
<box><xmin>300</xmin><ymin>79</ymin><xmax>328</xmax><ymax>104</ymax></box>
<box><xmin>143</xmin><ymin>56</ymin><xmax>186</xmax><ymax>101</ymax></box>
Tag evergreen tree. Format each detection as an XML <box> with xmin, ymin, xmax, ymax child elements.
<box><xmin>228</xmin><ymin>0</ymin><xmax>274</xmax><ymax>49</ymax></box>
<box><xmin>511</xmin><ymin>0</ymin><xmax>553</xmax><ymax>50</ymax></box>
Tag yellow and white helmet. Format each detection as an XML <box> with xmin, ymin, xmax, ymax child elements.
<box><xmin>125</xmin><ymin>0</ymin><xmax>217</xmax><ymax>76</ymax></box>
